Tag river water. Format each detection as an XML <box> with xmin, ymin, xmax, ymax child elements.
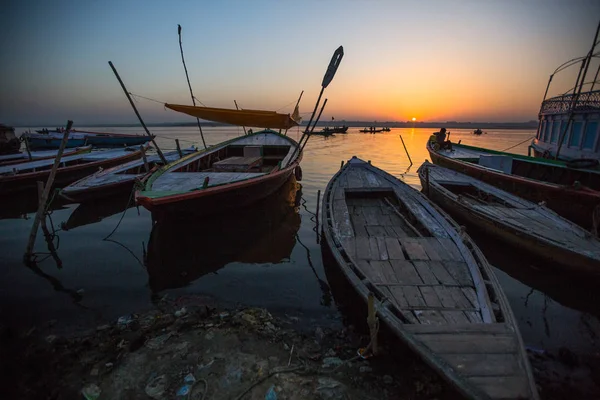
<box><xmin>1</xmin><ymin>126</ymin><xmax>598</xmax><ymax>355</ymax></box>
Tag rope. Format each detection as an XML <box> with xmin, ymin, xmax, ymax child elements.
<box><xmin>103</xmin><ymin>186</ymin><xmax>136</xmax><ymax>241</ymax></box>
<box><xmin>501</xmin><ymin>136</ymin><xmax>535</xmax><ymax>152</ymax></box>
<box><xmin>128</xmin><ymin>92</ymin><xmax>165</xmax><ymax>105</ymax></box>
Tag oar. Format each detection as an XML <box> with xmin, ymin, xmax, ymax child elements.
<box><xmin>286</xmin><ymin>46</ymin><xmax>344</xmax><ymax>167</ymax></box>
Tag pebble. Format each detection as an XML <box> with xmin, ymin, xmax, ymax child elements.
<box><xmin>45</xmin><ymin>335</ymin><xmax>57</xmax><ymax>344</ymax></box>
<box><xmin>322</xmin><ymin>357</ymin><xmax>344</xmax><ymax>368</ymax></box>
<box><xmin>359</xmin><ymin>366</ymin><xmax>373</xmax><ymax>373</ymax></box>
<box><xmin>175</xmin><ymin>307</ymin><xmax>187</xmax><ymax>318</ymax></box>
<box><xmin>96</xmin><ymin>324</ymin><xmax>111</xmax><ymax>332</ymax></box>
<box><xmin>383</xmin><ymin>375</ymin><xmax>394</xmax><ymax>384</ymax></box>
<box><xmin>145</xmin><ymin>374</ymin><xmax>168</xmax><ymax>399</ymax></box>
<box><xmin>315</xmin><ymin>327</ymin><xmax>325</xmax><ymax>343</ymax></box>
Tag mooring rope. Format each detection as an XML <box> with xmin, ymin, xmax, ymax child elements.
<box><xmin>501</xmin><ymin>136</ymin><xmax>535</xmax><ymax>152</ymax></box>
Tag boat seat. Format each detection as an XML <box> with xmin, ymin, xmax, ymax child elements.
<box><xmin>151</xmin><ymin>172</ymin><xmax>266</xmax><ymax>192</ymax></box>
<box><xmin>478</xmin><ymin>155</ymin><xmax>513</xmax><ymax>174</ymax></box>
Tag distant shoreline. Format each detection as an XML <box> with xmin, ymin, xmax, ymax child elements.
<box><xmin>15</xmin><ymin>121</ymin><xmax>538</xmax><ymax>130</ymax></box>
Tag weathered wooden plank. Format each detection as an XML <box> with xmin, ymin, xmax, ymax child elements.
<box><xmin>446</xmin><ymin>354</ymin><xmax>521</xmax><ymax>377</ymax></box>
<box><xmin>351</xmin><ymin>210</ymin><xmax>369</xmax><ymax>237</ymax></box>
<box><xmin>412</xmin><ymin>261</ymin><xmax>439</xmax><ymax>285</ymax></box>
<box><xmin>340</xmin><ymin>237</ymin><xmax>356</xmax><ymax>260</ymax></box>
<box><xmin>366</xmin><ymin>225</ymin><xmax>389</xmax><ymax>238</ymax></box>
<box><xmin>356</xmin><ymin>259</ymin><xmax>381</xmax><ymax>282</ymax></box>
<box><xmin>436</xmin><ymin>238</ymin><xmax>465</xmax><ymax>262</ymax></box>
<box><xmin>419</xmin><ymin>286</ymin><xmax>442</xmax><ymax>307</ymax></box>
<box><xmin>389</xmin><ymin>225</ymin><xmax>410</xmax><ymax>238</ymax></box>
<box><xmin>419</xmin><ymin>238</ymin><xmax>445</xmax><ymax>261</ymax></box>
<box><xmin>429</xmin><ymin>261</ymin><xmax>458</xmax><ymax>285</ymax></box>
<box><xmin>332</xmin><ymin>199</ymin><xmax>354</xmax><ymax>238</ymax></box>
<box><xmin>401</xmin><ymin>238</ymin><xmax>429</xmax><ymax>260</ymax></box>
<box><xmin>461</xmin><ymin>287</ymin><xmax>479</xmax><ymax>308</ymax></box>
<box><xmin>389</xmin><ymin>260</ymin><xmax>423</xmax><ymax>284</ymax></box>
<box><xmin>433</xmin><ymin>286</ymin><xmax>457</xmax><ymax>308</ymax></box>
<box><xmin>416</xmin><ymin>333</ymin><xmax>518</xmax><ymax>354</ymax></box>
<box><xmin>448</xmin><ymin>287</ymin><xmax>474</xmax><ymax>309</ymax></box>
<box><xmin>384</xmin><ymin>238</ymin><xmax>406</xmax><ymax>260</ymax></box>
<box><xmin>443</xmin><ymin>261</ymin><xmax>474</xmax><ymax>287</ymax></box>
<box><xmin>403</xmin><ymin>323</ymin><xmax>510</xmax><ymax>334</ymax></box>
<box><xmin>362</xmin><ymin>206</ymin><xmax>380</xmax><ymax>225</ymax></box>
<box><xmin>375</xmin><ymin>236</ymin><xmax>389</xmax><ymax>260</ymax></box>
<box><xmin>375</xmin><ymin>213</ymin><xmax>393</xmax><ymax>226</ymax></box>
<box><xmin>387</xmin><ymin>286</ymin><xmax>409</xmax><ymax>308</ymax></box>
<box><xmin>378</xmin><ymin>286</ymin><xmax>419</xmax><ymax>323</ymax></box>
<box><xmin>468</xmin><ymin>376</ymin><xmax>531</xmax><ymax>399</ymax></box>
<box><xmin>400</xmin><ymin>286</ymin><xmax>426</xmax><ymax>308</ymax></box>
<box><xmin>370</xmin><ymin>260</ymin><xmax>398</xmax><ymax>283</ymax></box>
<box><xmin>465</xmin><ymin>310</ymin><xmax>484</xmax><ymax>323</ymax></box>
<box><xmin>346</xmin><ymin>169</ymin><xmax>363</xmax><ymax>188</ymax></box>
<box><xmin>414</xmin><ymin>309</ymin><xmax>447</xmax><ymax>325</ymax></box>
<box><xmin>369</xmin><ymin>237</ymin><xmax>380</xmax><ymax>260</ymax></box>
<box><xmin>441</xmin><ymin>310</ymin><xmax>471</xmax><ymax>324</ymax></box>
<box><xmin>355</xmin><ymin>237</ymin><xmax>372</xmax><ymax>260</ymax></box>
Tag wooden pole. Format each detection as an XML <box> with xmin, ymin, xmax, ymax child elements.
<box><xmin>108</xmin><ymin>61</ymin><xmax>167</xmax><ymax>164</ymax></box>
<box><xmin>140</xmin><ymin>145</ymin><xmax>149</xmax><ymax>172</ymax></box>
<box><xmin>234</xmin><ymin>100</ymin><xmax>247</xmax><ymax>135</ymax></box>
<box><xmin>178</xmin><ymin>24</ymin><xmax>207</xmax><ymax>149</ymax></box>
<box><xmin>24</xmin><ymin>121</ymin><xmax>73</xmax><ymax>263</ymax></box>
<box><xmin>399</xmin><ymin>135</ymin><xmax>413</xmax><ymax>166</ymax></box>
<box><xmin>23</xmin><ymin>136</ymin><xmax>32</xmax><ymax>161</ymax></box>
<box><xmin>175</xmin><ymin>139</ymin><xmax>183</xmax><ymax>158</ymax></box>
<box><xmin>36</xmin><ymin>181</ymin><xmax>62</xmax><ymax>268</ymax></box>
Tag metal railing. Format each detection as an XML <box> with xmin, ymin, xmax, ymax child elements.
<box><xmin>540</xmin><ymin>89</ymin><xmax>600</xmax><ymax>115</ymax></box>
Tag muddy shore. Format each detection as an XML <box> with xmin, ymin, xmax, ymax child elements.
<box><xmin>1</xmin><ymin>296</ymin><xmax>599</xmax><ymax>399</ymax></box>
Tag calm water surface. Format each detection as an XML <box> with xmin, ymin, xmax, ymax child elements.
<box><xmin>1</xmin><ymin>127</ymin><xmax>598</xmax><ymax>354</ymax></box>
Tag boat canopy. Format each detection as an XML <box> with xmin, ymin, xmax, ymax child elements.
<box><xmin>165</xmin><ymin>104</ymin><xmax>300</xmax><ymax>130</ymax></box>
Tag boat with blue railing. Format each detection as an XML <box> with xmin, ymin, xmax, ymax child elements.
<box><xmin>530</xmin><ymin>21</ymin><xmax>600</xmax><ymax>166</ymax></box>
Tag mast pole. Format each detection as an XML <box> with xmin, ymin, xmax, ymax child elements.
<box><xmin>108</xmin><ymin>61</ymin><xmax>167</xmax><ymax>164</ymax></box>
<box><xmin>234</xmin><ymin>100</ymin><xmax>247</xmax><ymax>135</ymax></box>
<box><xmin>178</xmin><ymin>24</ymin><xmax>207</xmax><ymax>149</ymax></box>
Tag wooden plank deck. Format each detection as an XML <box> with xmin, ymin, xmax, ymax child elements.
<box><xmin>324</xmin><ymin>158</ymin><xmax>538</xmax><ymax>399</ymax></box>
<box><xmin>152</xmin><ymin>172</ymin><xmax>266</xmax><ymax>192</ymax></box>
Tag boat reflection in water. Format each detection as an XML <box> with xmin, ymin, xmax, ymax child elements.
<box><xmin>145</xmin><ymin>176</ymin><xmax>302</xmax><ymax>293</ymax></box>
<box><xmin>61</xmin><ymin>193</ymin><xmax>135</xmax><ymax>231</ymax></box>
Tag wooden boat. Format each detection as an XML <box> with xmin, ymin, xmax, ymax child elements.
<box><xmin>426</xmin><ymin>140</ymin><xmax>600</xmax><ymax>230</ymax></box>
<box><xmin>136</xmin><ymin>129</ymin><xmax>302</xmax><ymax>218</ymax></box>
<box><xmin>321</xmin><ymin>125</ymin><xmax>348</xmax><ymax>134</ymax></box>
<box><xmin>418</xmin><ymin>161</ymin><xmax>600</xmax><ymax>275</ymax></box>
<box><xmin>21</xmin><ymin>132</ymin><xmax>87</xmax><ymax>149</ymax></box>
<box><xmin>473</xmin><ymin>129</ymin><xmax>483</xmax><ymax>135</ymax></box>
<box><xmin>60</xmin><ymin>147</ymin><xmax>196</xmax><ymax>203</ymax></box>
<box><xmin>0</xmin><ymin>145</ymin><xmax>149</xmax><ymax>196</ymax></box>
<box><xmin>322</xmin><ymin>156</ymin><xmax>538</xmax><ymax>400</ymax></box>
<box><xmin>360</xmin><ymin>127</ymin><xmax>383</xmax><ymax>133</ymax></box>
<box><xmin>145</xmin><ymin>176</ymin><xmax>301</xmax><ymax>292</ymax></box>
<box><xmin>0</xmin><ymin>145</ymin><xmax>92</xmax><ymax>166</ymax></box>
<box><xmin>24</xmin><ymin>129</ymin><xmax>153</xmax><ymax>148</ymax></box>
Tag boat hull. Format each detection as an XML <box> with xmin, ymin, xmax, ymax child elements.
<box><xmin>27</xmin><ymin>137</ymin><xmax>87</xmax><ymax>149</ymax></box>
<box><xmin>140</xmin><ymin>164</ymin><xmax>298</xmax><ymax>220</ymax></box>
<box><xmin>418</xmin><ymin>172</ymin><xmax>600</xmax><ymax>276</ymax></box>
<box><xmin>427</xmin><ymin>145</ymin><xmax>600</xmax><ymax>230</ymax></box>
<box><xmin>60</xmin><ymin>178</ymin><xmax>139</xmax><ymax>203</ymax></box>
<box><xmin>0</xmin><ymin>151</ymin><xmax>143</xmax><ymax>196</ymax></box>
<box><xmin>85</xmin><ymin>135</ymin><xmax>153</xmax><ymax>147</ymax></box>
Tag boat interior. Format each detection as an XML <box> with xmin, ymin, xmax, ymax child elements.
<box><xmin>439</xmin><ymin>144</ymin><xmax>600</xmax><ymax>188</ymax></box>
<box><xmin>437</xmin><ymin>182</ymin><xmax>516</xmax><ymax>208</ymax></box>
<box><xmin>150</xmin><ymin>133</ymin><xmax>297</xmax><ymax>192</ymax></box>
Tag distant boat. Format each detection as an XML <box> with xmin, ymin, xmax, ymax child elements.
<box><xmin>530</xmin><ymin>22</ymin><xmax>600</xmax><ymax>163</ymax></box>
<box><xmin>25</xmin><ymin>129</ymin><xmax>154</xmax><ymax>148</ymax></box>
<box><xmin>0</xmin><ymin>124</ymin><xmax>20</xmax><ymax>155</ymax></box>
<box><xmin>60</xmin><ymin>147</ymin><xmax>197</xmax><ymax>203</ymax></box>
<box><xmin>418</xmin><ymin>161</ymin><xmax>600</xmax><ymax>276</ymax></box>
<box><xmin>322</xmin><ymin>156</ymin><xmax>538</xmax><ymax>400</ymax></box>
<box><xmin>321</xmin><ymin>125</ymin><xmax>348</xmax><ymax>134</ymax></box>
<box><xmin>0</xmin><ymin>145</ymin><xmax>92</xmax><ymax>166</ymax></box>
<box><xmin>0</xmin><ymin>145</ymin><xmax>150</xmax><ymax>196</ymax></box>
<box><xmin>359</xmin><ymin>127</ymin><xmax>383</xmax><ymax>133</ymax></box>
<box><xmin>426</xmin><ymin>140</ymin><xmax>600</xmax><ymax>229</ymax></box>
<box><xmin>473</xmin><ymin>129</ymin><xmax>483</xmax><ymax>135</ymax></box>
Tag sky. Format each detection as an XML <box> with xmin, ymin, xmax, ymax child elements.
<box><xmin>1</xmin><ymin>0</ymin><xmax>599</xmax><ymax>125</ymax></box>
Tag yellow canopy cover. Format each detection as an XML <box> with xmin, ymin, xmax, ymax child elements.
<box><xmin>165</xmin><ymin>104</ymin><xmax>299</xmax><ymax>130</ymax></box>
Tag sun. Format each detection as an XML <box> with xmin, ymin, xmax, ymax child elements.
<box><xmin>412</xmin><ymin>117</ymin><xmax>416</xmax><ymax>122</ymax></box>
